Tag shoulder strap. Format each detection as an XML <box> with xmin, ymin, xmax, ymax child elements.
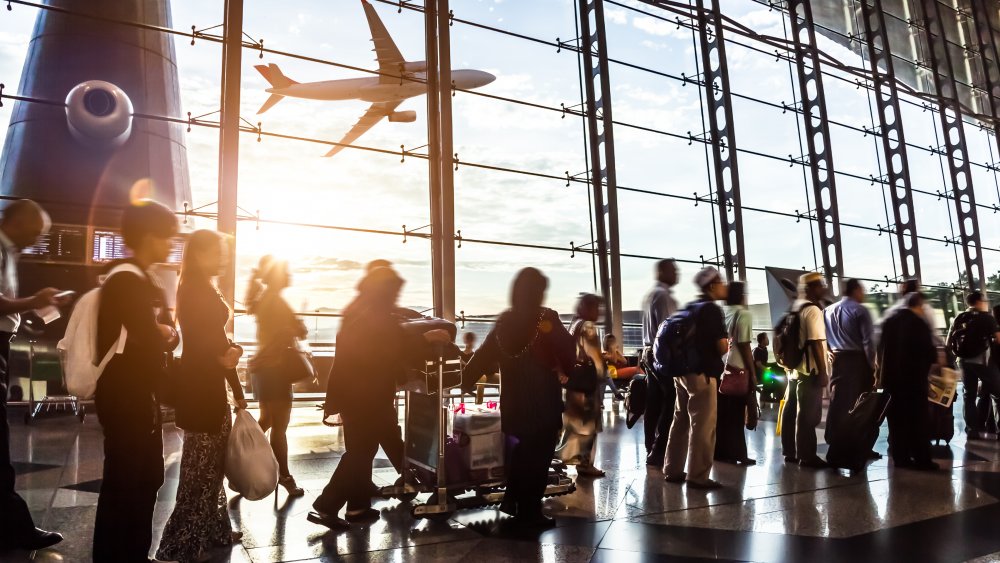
<box><xmin>101</xmin><ymin>263</ymin><xmax>146</xmax><ymax>285</ymax></box>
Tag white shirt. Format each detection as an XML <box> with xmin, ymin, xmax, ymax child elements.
<box><xmin>794</xmin><ymin>298</ymin><xmax>827</xmax><ymax>376</ymax></box>
<box><xmin>724</xmin><ymin>306</ymin><xmax>753</xmax><ymax>370</ymax></box>
<box><xmin>0</xmin><ymin>230</ymin><xmax>20</xmax><ymax>333</ymax></box>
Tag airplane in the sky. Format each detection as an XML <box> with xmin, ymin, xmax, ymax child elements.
<box><xmin>254</xmin><ymin>0</ymin><xmax>495</xmax><ymax>157</ymax></box>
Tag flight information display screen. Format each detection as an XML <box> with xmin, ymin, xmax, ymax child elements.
<box><xmin>91</xmin><ymin>229</ymin><xmax>184</xmax><ymax>263</ymax></box>
<box><xmin>21</xmin><ymin>224</ymin><xmax>88</xmax><ymax>263</ymax></box>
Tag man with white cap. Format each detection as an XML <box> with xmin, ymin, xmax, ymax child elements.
<box><xmin>663</xmin><ymin>266</ymin><xmax>729</xmax><ymax>489</ymax></box>
<box><xmin>779</xmin><ymin>272</ymin><xmax>831</xmax><ymax>468</ymax></box>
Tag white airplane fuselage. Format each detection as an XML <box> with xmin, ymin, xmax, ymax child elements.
<box><xmin>266</xmin><ymin>69</ymin><xmax>495</xmax><ymax>104</ymax></box>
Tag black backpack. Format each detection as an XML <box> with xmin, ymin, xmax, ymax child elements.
<box><xmin>652</xmin><ymin>302</ymin><xmax>705</xmax><ymax>378</ymax></box>
<box><xmin>773</xmin><ymin>302</ymin><xmax>817</xmax><ymax>370</ymax></box>
<box><xmin>948</xmin><ymin>311</ymin><xmax>991</xmax><ymax>359</ymax></box>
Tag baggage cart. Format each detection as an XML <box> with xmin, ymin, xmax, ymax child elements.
<box><xmin>21</xmin><ymin>338</ymin><xmax>84</xmax><ymax>424</ymax></box>
<box><xmin>377</xmin><ymin>347</ymin><xmax>575</xmax><ymax>520</ymax></box>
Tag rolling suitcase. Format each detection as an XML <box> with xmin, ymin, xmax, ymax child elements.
<box><xmin>928</xmin><ymin>401</ymin><xmax>955</xmax><ymax>445</ymax></box>
<box><xmin>826</xmin><ymin>390</ymin><xmax>891</xmax><ymax>471</ymax></box>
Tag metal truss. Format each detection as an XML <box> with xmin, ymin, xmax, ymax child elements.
<box><xmin>858</xmin><ymin>0</ymin><xmax>922</xmax><ymax>281</ymax></box>
<box><xmin>919</xmin><ymin>0</ymin><xmax>985</xmax><ymax>291</ymax></box>
<box><xmin>578</xmin><ymin>0</ymin><xmax>623</xmax><ymax>341</ymax></box>
<box><xmin>786</xmin><ymin>0</ymin><xmax>845</xmax><ymax>288</ymax></box>
<box><xmin>969</xmin><ymin>2</ymin><xmax>1000</xmax><ymax>162</ymax></box>
<box><xmin>694</xmin><ymin>0</ymin><xmax>747</xmax><ymax>282</ymax></box>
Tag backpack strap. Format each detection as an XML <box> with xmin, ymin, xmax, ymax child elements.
<box><xmin>99</xmin><ymin>263</ymin><xmax>150</xmax><ymax>357</ymax></box>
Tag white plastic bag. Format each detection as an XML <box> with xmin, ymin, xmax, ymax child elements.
<box><xmin>225</xmin><ymin>410</ymin><xmax>279</xmax><ymax>500</ymax></box>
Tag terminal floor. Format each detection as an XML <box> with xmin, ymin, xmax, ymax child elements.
<box><xmin>6</xmin><ymin>396</ymin><xmax>1000</xmax><ymax>563</ymax></box>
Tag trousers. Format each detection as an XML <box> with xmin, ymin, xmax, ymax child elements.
<box><xmin>316</xmin><ymin>403</ymin><xmax>402</xmax><ymax>513</ymax></box>
<box><xmin>642</xmin><ymin>350</ymin><xmax>674</xmax><ymax>463</ymax></box>
<box><xmin>0</xmin><ymin>336</ymin><xmax>36</xmax><ymax>543</ymax></box>
<box><xmin>506</xmin><ymin>429</ymin><xmax>559</xmax><ymax>517</ymax></box>
<box><xmin>664</xmin><ymin>374</ymin><xmax>717</xmax><ymax>483</ymax></box>
<box><xmin>825</xmin><ymin>351</ymin><xmax>873</xmax><ymax>445</ymax></box>
<box><xmin>961</xmin><ymin>361</ymin><xmax>1000</xmax><ymax>434</ymax></box>
<box><xmin>780</xmin><ymin>375</ymin><xmax>823</xmax><ymax>460</ymax></box>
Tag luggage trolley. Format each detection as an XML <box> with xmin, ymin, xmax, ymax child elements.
<box><xmin>377</xmin><ymin>346</ymin><xmax>576</xmax><ymax>520</ymax></box>
<box><xmin>23</xmin><ymin>338</ymin><xmax>84</xmax><ymax>424</ymax></box>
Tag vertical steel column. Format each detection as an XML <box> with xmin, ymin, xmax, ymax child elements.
<box><xmin>786</xmin><ymin>0</ymin><xmax>845</xmax><ymax>289</ymax></box>
<box><xmin>858</xmin><ymin>0</ymin><xmax>922</xmax><ymax>280</ymax></box>
<box><xmin>919</xmin><ymin>0</ymin><xmax>985</xmax><ymax>291</ymax></box>
<box><xmin>970</xmin><ymin>1</ymin><xmax>1000</xmax><ymax>156</ymax></box>
<box><xmin>695</xmin><ymin>0</ymin><xmax>747</xmax><ymax>282</ymax></box>
<box><xmin>217</xmin><ymin>0</ymin><xmax>243</xmax><ymax>312</ymax></box>
<box><xmin>578</xmin><ymin>0</ymin><xmax>623</xmax><ymax>342</ymax></box>
<box><xmin>436</xmin><ymin>0</ymin><xmax>455</xmax><ymax>322</ymax></box>
<box><xmin>424</xmin><ymin>0</ymin><xmax>443</xmax><ymax>318</ymax></box>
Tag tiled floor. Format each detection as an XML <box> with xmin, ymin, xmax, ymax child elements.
<box><xmin>5</xmin><ymin>395</ymin><xmax>1000</xmax><ymax>563</ymax></box>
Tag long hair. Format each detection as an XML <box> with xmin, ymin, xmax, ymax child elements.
<box><xmin>179</xmin><ymin>230</ymin><xmax>222</xmax><ymax>288</ymax></box>
<box><xmin>244</xmin><ymin>255</ymin><xmax>288</xmax><ymax>315</ymax></box>
<box><xmin>726</xmin><ymin>281</ymin><xmax>746</xmax><ymax>307</ymax></box>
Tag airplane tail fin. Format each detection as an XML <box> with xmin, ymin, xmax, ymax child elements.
<box><xmin>254</xmin><ymin>63</ymin><xmax>298</xmax><ymax>89</ymax></box>
<box><xmin>257</xmin><ymin>94</ymin><xmax>284</xmax><ymax>114</ymax></box>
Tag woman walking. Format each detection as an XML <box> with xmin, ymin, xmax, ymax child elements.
<box><xmin>463</xmin><ymin>268</ymin><xmax>576</xmax><ymax>528</ymax></box>
<box><xmin>714</xmin><ymin>281</ymin><xmax>758</xmax><ymax>465</ymax></box>
<box><xmin>246</xmin><ymin>256</ymin><xmax>305</xmax><ymax>497</ymax></box>
<box><xmin>557</xmin><ymin>293</ymin><xmax>607</xmax><ymax>478</ymax></box>
<box><xmin>156</xmin><ymin>230</ymin><xmax>246</xmax><ymax>562</ymax></box>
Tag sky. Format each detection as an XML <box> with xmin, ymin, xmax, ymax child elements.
<box><xmin>1</xmin><ymin>0</ymin><xmax>998</xmax><ymax>339</ymax></box>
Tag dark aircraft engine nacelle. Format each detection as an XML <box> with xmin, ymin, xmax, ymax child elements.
<box><xmin>402</xmin><ymin>61</ymin><xmax>427</xmax><ymax>73</ymax></box>
<box><xmin>65</xmin><ymin>80</ymin><xmax>134</xmax><ymax>148</ymax></box>
<box><xmin>388</xmin><ymin>110</ymin><xmax>417</xmax><ymax>123</ymax></box>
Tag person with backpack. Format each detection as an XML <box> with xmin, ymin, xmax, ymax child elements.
<box><xmin>640</xmin><ymin>259</ymin><xmax>679</xmax><ymax>467</ymax></box>
<box><xmin>557</xmin><ymin>293</ymin><xmax>607</xmax><ymax>478</ymax></box>
<box><xmin>880</xmin><ymin>292</ymin><xmax>938</xmax><ymax>470</ymax></box>
<box><xmin>155</xmin><ymin>230</ymin><xmax>247</xmax><ymax>562</ymax></box>
<box><xmin>776</xmin><ymin>272</ymin><xmax>830</xmax><ymax>469</ymax></box>
<box><xmin>0</xmin><ymin>200</ymin><xmax>71</xmax><ymax>552</ymax></box>
<box><xmin>947</xmin><ymin>291</ymin><xmax>1000</xmax><ymax>441</ymax></box>
<box><xmin>824</xmin><ymin>279</ymin><xmax>878</xmax><ymax>467</ymax></box>
<box><xmin>92</xmin><ymin>200</ymin><xmax>180</xmax><ymax>563</ymax></box>
<box><xmin>460</xmin><ymin>268</ymin><xmax>576</xmax><ymax>528</ymax></box>
<box><xmin>662</xmin><ymin>267</ymin><xmax>729</xmax><ymax>489</ymax></box>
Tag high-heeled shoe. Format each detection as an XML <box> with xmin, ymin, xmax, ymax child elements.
<box><xmin>277</xmin><ymin>475</ymin><xmax>305</xmax><ymax>497</ymax></box>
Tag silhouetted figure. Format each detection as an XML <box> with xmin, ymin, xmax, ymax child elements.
<box><xmin>948</xmin><ymin>291</ymin><xmax>1000</xmax><ymax>441</ymax></box>
<box><xmin>557</xmin><ymin>293</ymin><xmax>607</xmax><ymax>478</ymax></box>
<box><xmin>462</xmin><ymin>268</ymin><xmax>575</xmax><ymax>528</ymax></box>
<box><xmin>0</xmin><ymin>200</ymin><xmax>68</xmax><ymax>552</ymax></box>
<box><xmin>156</xmin><ymin>230</ymin><xmax>247</xmax><ymax>561</ymax></box>
<box><xmin>93</xmin><ymin>200</ymin><xmax>179</xmax><ymax>563</ymax></box>
<box><xmin>312</xmin><ymin>266</ymin><xmax>450</xmax><ymax>529</ymax></box>
<box><xmin>715</xmin><ymin>281</ymin><xmax>757</xmax><ymax>466</ymax></box>
<box><xmin>246</xmin><ymin>256</ymin><xmax>306</xmax><ymax>497</ymax></box>
<box><xmin>881</xmin><ymin>292</ymin><xmax>938</xmax><ymax>470</ymax></box>
<box><xmin>640</xmin><ymin>259</ymin><xmax>679</xmax><ymax>467</ymax></box>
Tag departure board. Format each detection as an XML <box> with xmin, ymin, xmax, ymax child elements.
<box><xmin>20</xmin><ymin>224</ymin><xmax>88</xmax><ymax>263</ymax></box>
<box><xmin>91</xmin><ymin>229</ymin><xmax>184</xmax><ymax>263</ymax></box>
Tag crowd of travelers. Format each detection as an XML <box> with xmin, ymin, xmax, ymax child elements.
<box><xmin>0</xmin><ymin>198</ymin><xmax>996</xmax><ymax>562</ymax></box>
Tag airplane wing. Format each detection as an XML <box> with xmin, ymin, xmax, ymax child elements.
<box><xmin>324</xmin><ymin>100</ymin><xmax>402</xmax><ymax>157</ymax></box>
<box><xmin>361</xmin><ymin>0</ymin><xmax>405</xmax><ymax>84</ymax></box>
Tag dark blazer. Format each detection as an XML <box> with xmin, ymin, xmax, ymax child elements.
<box><xmin>879</xmin><ymin>308</ymin><xmax>936</xmax><ymax>394</ymax></box>
<box><xmin>174</xmin><ymin>280</ymin><xmax>244</xmax><ymax>433</ymax></box>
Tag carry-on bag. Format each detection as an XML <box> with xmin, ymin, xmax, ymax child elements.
<box><xmin>826</xmin><ymin>390</ymin><xmax>891</xmax><ymax>471</ymax></box>
<box><xmin>928</xmin><ymin>401</ymin><xmax>955</xmax><ymax>445</ymax></box>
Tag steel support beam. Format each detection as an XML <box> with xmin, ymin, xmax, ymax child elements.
<box><xmin>969</xmin><ymin>1</ymin><xmax>1000</xmax><ymax>164</ymax></box>
<box><xmin>919</xmin><ymin>0</ymin><xmax>985</xmax><ymax>291</ymax></box>
<box><xmin>217</xmin><ymin>0</ymin><xmax>243</xmax><ymax>313</ymax></box>
<box><xmin>858</xmin><ymin>0</ymin><xmax>922</xmax><ymax>281</ymax></box>
<box><xmin>695</xmin><ymin>0</ymin><xmax>747</xmax><ymax>283</ymax></box>
<box><xmin>786</xmin><ymin>0</ymin><xmax>845</xmax><ymax>289</ymax></box>
<box><xmin>424</xmin><ymin>0</ymin><xmax>444</xmax><ymax>319</ymax></box>
<box><xmin>578</xmin><ymin>0</ymin><xmax>623</xmax><ymax>342</ymax></box>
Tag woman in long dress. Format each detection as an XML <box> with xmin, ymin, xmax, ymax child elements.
<box><xmin>556</xmin><ymin>293</ymin><xmax>607</xmax><ymax>478</ymax></box>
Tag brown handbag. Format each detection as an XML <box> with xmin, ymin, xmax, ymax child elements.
<box><xmin>719</xmin><ymin>363</ymin><xmax>750</xmax><ymax>396</ymax></box>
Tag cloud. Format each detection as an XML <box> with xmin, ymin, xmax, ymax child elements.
<box><xmin>606</xmin><ymin>8</ymin><xmax>628</xmax><ymax>25</ymax></box>
<box><xmin>632</xmin><ymin>15</ymin><xmax>686</xmax><ymax>39</ymax></box>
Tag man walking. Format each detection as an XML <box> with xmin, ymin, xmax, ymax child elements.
<box><xmin>640</xmin><ymin>259</ymin><xmax>678</xmax><ymax>467</ymax></box>
<box><xmin>947</xmin><ymin>291</ymin><xmax>1000</xmax><ymax>441</ymax></box>
<box><xmin>824</xmin><ymin>279</ymin><xmax>878</xmax><ymax>467</ymax></box>
<box><xmin>779</xmin><ymin>272</ymin><xmax>830</xmax><ymax>468</ymax></box>
<box><xmin>0</xmin><ymin>200</ymin><xmax>69</xmax><ymax>552</ymax></box>
<box><xmin>663</xmin><ymin>267</ymin><xmax>728</xmax><ymax>489</ymax></box>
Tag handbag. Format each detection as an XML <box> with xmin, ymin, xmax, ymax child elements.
<box><xmin>564</xmin><ymin>360</ymin><xmax>598</xmax><ymax>394</ymax></box>
<box><xmin>720</xmin><ymin>363</ymin><xmax>750</xmax><ymax>396</ymax></box>
<box><xmin>250</xmin><ymin>343</ymin><xmax>315</xmax><ymax>386</ymax></box>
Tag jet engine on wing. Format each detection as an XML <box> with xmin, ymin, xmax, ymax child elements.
<box><xmin>388</xmin><ymin>110</ymin><xmax>417</xmax><ymax>123</ymax></box>
<box><xmin>65</xmin><ymin>80</ymin><xmax>134</xmax><ymax>148</ymax></box>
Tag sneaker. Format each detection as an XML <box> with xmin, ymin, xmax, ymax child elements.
<box><xmin>664</xmin><ymin>472</ymin><xmax>687</xmax><ymax>483</ymax></box>
<box><xmin>345</xmin><ymin>507</ymin><xmax>380</xmax><ymax>523</ymax></box>
<box><xmin>576</xmin><ymin>465</ymin><xmax>606</xmax><ymax>478</ymax></box>
<box><xmin>306</xmin><ymin>510</ymin><xmax>350</xmax><ymax>530</ymax></box>
<box><xmin>783</xmin><ymin>455</ymin><xmax>799</xmax><ymax>464</ymax></box>
<box><xmin>686</xmin><ymin>479</ymin><xmax>723</xmax><ymax>490</ymax></box>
